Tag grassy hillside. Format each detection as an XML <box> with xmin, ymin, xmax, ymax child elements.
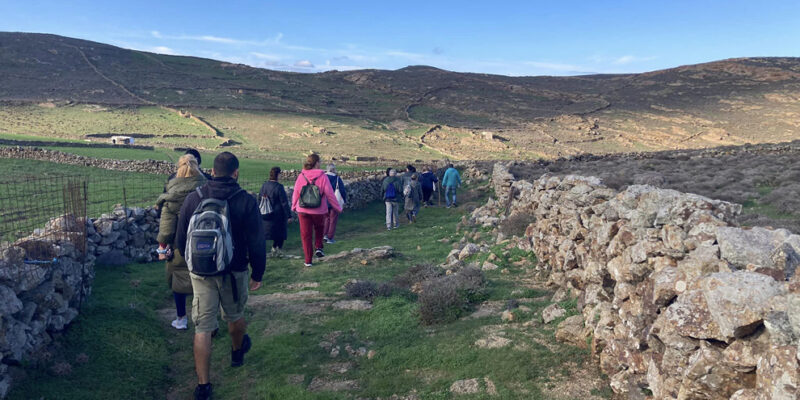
<box><xmin>3</xmin><ymin>32</ymin><xmax>800</xmax><ymax>160</ymax></box>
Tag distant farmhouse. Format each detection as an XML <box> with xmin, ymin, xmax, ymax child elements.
<box><xmin>110</xmin><ymin>135</ymin><xmax>134</xmax><ymax>145</ymax></box>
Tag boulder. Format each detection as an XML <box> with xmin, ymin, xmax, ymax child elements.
<box><xmin>717</xmin><ymin>226</ymin><xmax>790</xmax><ymax>269</ymax></box>
<box><xmin>541</xmin><ymin>304</ymin><xmax>566</xmax><ymax>324</ymax></box>
<box><xmin>555</xmin><ymin>315</ymin><xmax>587</xmax><ymax>348</ymax></box>
<box><xmin>701</xmin><ymin>272</ymin><xmax>783</xmax><ymax>340</ymax></box>
<box><xmin>755</xmin><ymin>345</ymin><xmax>799</xmax><ymax>400</ymax></box>
<box><xmin>677</xmin><ymin>344</ymin><xmax>753</xmax><ymax>400</ymax></box>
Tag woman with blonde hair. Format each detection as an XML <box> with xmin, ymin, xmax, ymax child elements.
<box><xmin>155</xmin><ymin>154</ymin><xmax>206</xmax><ymax>330</ymax></box>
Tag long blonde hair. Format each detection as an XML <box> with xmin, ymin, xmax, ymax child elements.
<box><xmin>176</xmin><ymin>154</ymin><xmax>201</xmax><ymax>178</ymax></box>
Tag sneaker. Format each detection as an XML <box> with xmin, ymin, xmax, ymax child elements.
<box><xmin>446</xmin><ymin>204</ymin><xmax>451</xmax><ymax>208</ymax></box>
<box><xmin>231</xmin><ymin>334</ymin><xmax>252</xmax><ymax>367</ymax></box>
<box><xmin>323</xmin><ymin>235</ymin><xmax>329</xmax><ymax>241</ymax></box>
<box><xmin>273</xmin><ymin>248</ymin><xmax>283</xmax><ymax>258</ymax></box>
<box><xmin>315</xmin><ymin>249</ymin><xmax>325</xmax><ymax>258</ymax></box>
<box><xmin>412</xmin><ymin>215</ymin><xmax>417</xmax><ymax>223</ymax></box>
<box><xmin>387</xmin><ymin>226</ymin><xmax>392</xmax><ymax>231</ymax></box>
<box><xmin>304</xmin><ymin>262</ymin><xmax>313</xmax><ymax>267</ymax></box>
<box><xmin>194</xmin><ymin>383</ymin><xmax>213</xmax><ymax>400</ymax></box>
<box><xmin>325</xmin><ymin>238</ymin><xmax>336</xmax><ymax>244</ymax></box>
<box><xmin>171</xmin><ymin>316</ymin><xmax>188</xmax><ymax>330</ymax></box>
<box><xmin>394</xmin><ymin>224</ymin><xmax>399</xmax><ymax>229</ymax></box>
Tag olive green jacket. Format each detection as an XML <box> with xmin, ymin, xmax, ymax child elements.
<box><xmin>156</xmin><ymin>175</ymin><xmax>206</xmax><ymax>245</ymax></box>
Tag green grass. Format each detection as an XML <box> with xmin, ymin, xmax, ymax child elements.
<box><xmin>10</xmin><ymin>186</ymin><xmax>604</xmax><ymax>399</ymax></box>
<box><xmin>8</xmin><ymin>262</ymin><xmax>174</xmax><ymax>400</ymax></box>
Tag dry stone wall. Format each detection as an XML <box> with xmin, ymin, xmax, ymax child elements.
<box><xmin>0</xmin><ymin>215</ymin><xmax>93</xmax><ymax>398</ymax></box>
<box><xmin>471</xmin><ymin>163</ymin><xmax>800</xmax><ymax>399</ymax></box>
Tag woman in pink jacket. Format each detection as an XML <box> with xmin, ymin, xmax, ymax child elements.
<box><xmin>292</xmin><ymin>154</ymin><xmax>342</xmax><ymax>267</ymax></box>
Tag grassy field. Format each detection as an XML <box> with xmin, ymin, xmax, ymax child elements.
<box><xmin>0</xmin><ymin>104</ymin><xmax>211</xmax><ymax>138</ymax></box>
<box><xmin>9</xmin><ymin>186</ymin><xmax>608</xmax><ymax>400</ymax></box>
<box><xmin>0</xmin><ymin>103</ymin><xmax>455</xmax><ymax>162</ymax></box>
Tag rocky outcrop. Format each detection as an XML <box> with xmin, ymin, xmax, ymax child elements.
<box><xmin>469</xmin><ymin>163</ymin><xmax>800</xmax><ymax>399</ymax></box>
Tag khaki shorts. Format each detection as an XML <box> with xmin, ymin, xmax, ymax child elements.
<box><xmin>190</xmin><ymin>270</ymin><xmax>249</xmax><ymax>333</ymax></box>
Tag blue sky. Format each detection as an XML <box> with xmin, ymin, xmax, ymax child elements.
<box><xmin>1</xmin><ymin>0</ymin><xmax>798</xmax><ymax>76</ymax></box>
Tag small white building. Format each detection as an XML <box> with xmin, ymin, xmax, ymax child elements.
<box><xmin>110</xmin><ymin>136</ymin><xmax>134</xmax><ymax>145</ymax></box>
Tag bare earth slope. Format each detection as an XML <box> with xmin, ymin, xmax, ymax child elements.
<box><xmin>2</xmin><ymin>32</ymin><xmax>800</xmax><ymax>158</ymax></box>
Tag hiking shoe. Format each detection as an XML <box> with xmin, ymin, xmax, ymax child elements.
<box><xmin>325</xmin><ymin>238</ymin><xmax>336</xmax><ymax>244</ymax></box>
<box><xmin>315</xmin><ymin>249</ymin><xmax>325</xmax><ymax>258</ymax></box>
<box><xmin>231</xmin><ymin>334</ymin><xmax>252</xmax><ymax>367</ymax></box>
<box><xmin>194</xmin><ymin>383</ymin><xmax>213</xmax><ymax>400</ymax></box>
<box><xmin>304</xmin><ymin>262</ymin><xmax>313</xmax><ymax>267</ymax></box>
<box><xmin>171</xmin><ymin>316</ymin><xmax>188</xmax><ymax>330</ymax></box>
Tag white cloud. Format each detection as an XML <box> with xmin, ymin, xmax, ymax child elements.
<box><xmin>522</xmin><ymin>61</ymin><xmax>585</xmax><ymax>72</ymax></box>
<box><xmin>250</xmin><ymin>51</ymin><xmax>283</xmax><ymax>61</ymax></box>
<box><xmin>151</xmin><ymin>30</ymin><xmax>162</xmax><ymax>39</ymax></box>
<box><xmin>612</xmin><ymin>55</ymin><xmax>656</xmax><ymax>65</ymax></box>
<box><xmin>151</xmin><ymin>46</ymin><xmax>176</xmax><ymax>55</ymax></box>
<box><xmin>294</xmin><ymin>60</ymin><xmax>315</xmax><ymax>68</ymax></box>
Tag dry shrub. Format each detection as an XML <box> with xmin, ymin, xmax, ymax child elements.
<box><xmin>345</xmin><ymin>280</ymin><xmax>394</xmax><ymax>300</ymax></box>
<box><xmin>511</xmin><ymin>147</ymin><xmax>800</xmax><ymax>231</ymax></box>
<box><xmin>500</xmin><ymin>212</ymin><xmax>536</xmax><ymax>238</ymax></box>
<box><xmin>419</xmin><ymin>267</ymin><xmax>486</xmax><ymax>325</ymax></box>
<box><xmin>391</xmin><ymin>263</ymin><xmax>443</xmax><ymax>290</ymax></box>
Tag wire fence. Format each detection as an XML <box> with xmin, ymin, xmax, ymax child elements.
<box><xmin>0</xmin><ymin>174</ymin><xmax>272</xmax><ymax>246</ymax></box>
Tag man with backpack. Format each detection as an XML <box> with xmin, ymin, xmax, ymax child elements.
<box><xmin>323</xmin><ymin>163</ymin><xmax>347</xmax><ymax>244</ymax></box>
<box><xmin>175</xmin><ymin>152</ymin><xmax>266</xmax><ymax>400</ymax></box>
<box><xmin>382</xmin><ymin>169</ymin><xmax>402</xmax><ymax>230</ymax></box>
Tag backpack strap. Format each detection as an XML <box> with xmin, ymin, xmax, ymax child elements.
<box><xmin>302</xmin><ymin>172</ymin><xmax>319</xmax><ymax>185</ymax></box>
<box><xmin>226</xmin><ymin>188</ymin><xmax>245</xmax><ymax>201</ymax></box>
<box><xmin>196</xmin><ymin>187</ymin><xmax>204</xmax><ymax>199</ymax></box>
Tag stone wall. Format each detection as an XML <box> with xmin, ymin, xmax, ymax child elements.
<box><xmin>0</xmin><ymin>147</ymin><xmax>178</xmax><ymax>175</ymax></box>
<box><xmin>471</xmin><ymin>164</ymin><xmax>800</xmax><ymax>399</ymax></box>
<box><xmin>0</xmin><ymin>215</ymin><xmax>93</xmax><ymax>397</ymax></box>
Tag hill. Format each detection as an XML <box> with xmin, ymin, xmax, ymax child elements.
<box><xmin>2</xmin><ymin>32</ymin><xmax>800</xmax><ymax>159</ymax></box>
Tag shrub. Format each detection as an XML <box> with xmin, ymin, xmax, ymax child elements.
<box><xmin>345</xmin><ymin>280</ymin><xmax>395</xmax><ymax>300</ymax></box>
<box><xmin>392</xmin><ymin>263</ymin><xmax>443</xmax><ymax>290</ymax></box>
<box><xmin>419</xmin><ymin>267</ymin><xmax>486</xmax><ymax>325</ymax></box>
<box><xmin>499</xmin><ymin>212</ymin><xmax>536</xmax><ymax>238</ymax></box>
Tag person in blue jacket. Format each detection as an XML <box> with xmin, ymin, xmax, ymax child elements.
<box><xmin>324</xmin><ymin>164</ymin><xmax>347</xmax><ymax>244</ymax></box>
<box><xmin>419</xmin><ymin>166</ymin><xmax>438</xmax><ymax>206</ymax></box>
<box><xmin>442</xmin><ymin>164</ymin><xmax>461</xmax><ymax>208</ymax></box>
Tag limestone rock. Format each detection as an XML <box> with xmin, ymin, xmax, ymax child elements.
<box><xmin>701</xmin><ymin>272</ymin><xmax>783</xmax><ymax>340</ymax></box>
<box><xmin>555</xmin><ymin>315</ymin><xmax>587</xmax><ymax>348</ymax></box>
<box><xmin>449</xmin><ymin>378</ymin><xmax>480</xmax><ymax>395</ymax></box>
<box><xmin>541</xmin><ymin>304</ymin><xmax>566</xmax><ymax>324</ymax></box>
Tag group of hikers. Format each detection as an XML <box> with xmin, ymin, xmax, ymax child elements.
<box><xmin>380</xmin><ymin>163</ymin><xmax>462</xmax><ymax>230</ymax></box>
<box><xmin>153</xmin><ymin>149</ymin><xmax>461</xmax><ymax>399</ymax></box>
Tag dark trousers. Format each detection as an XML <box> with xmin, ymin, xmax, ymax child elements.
<box><xmin>270</xmin><ymin>239</ymin><xmax>285</xmax><ymax>249</ymax></box>
<box><xmin>298</xmin><ymin>213</ymin><xmax>325</xmax><ymax>263</ymax></box>
<box><xmin>422</xmin><ymin>187</ymin><xmax>433</xmax><ymax>203</ymax></box>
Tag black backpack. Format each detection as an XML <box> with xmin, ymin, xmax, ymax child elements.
<box><xmin>298</xmin><ymin>173</ymin><xmax>322</xmax><ymax>208</ymax></box>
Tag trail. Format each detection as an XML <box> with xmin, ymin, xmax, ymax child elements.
<box><xmin>66</xmin><ymin>44</ymin><xmax>154</xmax><ymax>105</ymax></box>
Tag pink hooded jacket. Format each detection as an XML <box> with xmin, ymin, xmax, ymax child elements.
<box><xmin>291</xmin><ymin>169</ymin><xmax>343</xmax><ymax>215</ymax></box>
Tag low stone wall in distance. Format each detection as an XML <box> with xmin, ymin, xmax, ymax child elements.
<box><xmin>469</xmin><ymin>164</ymin><xmax>800</xmax><ymax>399</ymax></box>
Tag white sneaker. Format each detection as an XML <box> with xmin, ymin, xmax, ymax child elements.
<box><xmin>171</xmin><ymin>316</ymin><xmax>188</xmax><ymax>330</ymax></box>
<box><xmin>323</xmin><ymin>235</ymin><xmax>329</xmax><ymax>241</ymax></box>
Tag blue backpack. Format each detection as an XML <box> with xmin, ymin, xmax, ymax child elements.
<box><xmin>385</xmin><ymin>180</ymin><xmax>398</xmax><ymax>200</ymax></box>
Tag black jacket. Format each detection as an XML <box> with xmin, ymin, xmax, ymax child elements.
<box><xmin>259</xmin><ymin>180</ymin><xmax>291</xmax><ymax>241</ymax></box>
<box><xmin>176</xmin><ymin>177</ymin><xmax>267</xmax><ymax>282</ymax></box>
